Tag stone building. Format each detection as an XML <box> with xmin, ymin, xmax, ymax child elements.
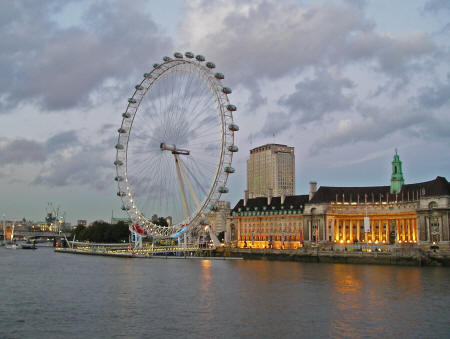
<box><xmin>226</xmin><ymin>152</ymin><xmax>450</xmax><ymax>250</ymax></box>
<box><xmin>247</xmin><ymin>144</ymin><xmax>295</xmax><ymax>198</ymax></box>
<box><xmin>206</xmin><ymin>200</ymin><xmax>231</xmax><ymax>236</ymax></box>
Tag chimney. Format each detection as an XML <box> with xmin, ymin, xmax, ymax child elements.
<box><xmin>244</xmin><ymin>190</ymin><xmax>249</xmax><ymax>207</ymax></box>
<box><xmin>309</xmin><ymin>181</ymin><xmax>317</xmax><ymax>201</ymax></box>
<box><xmin>281</xmin><ymin>191</ymin><xmax>286</xmax><ymax>205</ymax></box>
<box><xmin>267</xmin><ymin>188</ymin><xmax>273</xmax><ymax>205</ymax></box>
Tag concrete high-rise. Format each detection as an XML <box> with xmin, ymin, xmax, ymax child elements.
<box><xmin>246</xmin><ymin>144</ymin><xmax>295</xmax><ymax>198</ymax></box>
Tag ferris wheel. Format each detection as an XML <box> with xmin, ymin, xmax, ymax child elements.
<box><xmin>114</xmin><ymin>52</ymin><xmax>238</xmax><ymax>238</ymax></box>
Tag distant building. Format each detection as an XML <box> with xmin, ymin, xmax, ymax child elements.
<box><xmin>247</xmin><ymin>144</ymin><xmax>295</xmax><ymax>199</ymax></box>
<box><xmin>206</xmin><ymin>201</ymin><xmax>231</xmax><ymax>236</ymax></box>
<box><xmin>227</xmin><ymin>151</ymin><xmax>450</xmax><ymax>250</ymax></box>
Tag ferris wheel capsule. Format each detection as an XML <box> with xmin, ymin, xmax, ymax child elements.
<box><xmin>185</xmin><ymin>52</ymin><xmax>194</xmax><ymax>58</ymax></box>
<box><xmin>163</xmin><ymin>56</ymin><xmax>172</xmax><ymax>62</ymax></box>
<box><xmin>224</xmin><ymin>166</ymin><xmax>235</xmax><ymax>173</ymax></box>
<box><xmin>228</xmin><ymin>145</ymin><xmax>238</xmax><ymax>152</ymax></box>
<box><xmin>218</xmin><ymin>186</ymin><xmax>229</xmax><ymax>193</ymax></box>
<box><xmin>174</xmin><ymin>52</ymin><xmax>183</xmax><ymax>58</ymax></box>
<box><xmin>195</xmin><ymin>55</ymin><xmax>205</xmax><ymax>62</ymax></box>
<box><xmin>222</xmin><ymin>87</ymin><xmax>232</xmax><ymax>94</ymax></box>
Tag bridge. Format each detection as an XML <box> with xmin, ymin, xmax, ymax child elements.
<box><xmin>0</xmin><ymin>230</ymin><xmax>71</xmax><ymax>239</ymax></box>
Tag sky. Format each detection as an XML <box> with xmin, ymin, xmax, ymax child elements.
<box><xmin>1</xmin><ymin>0</ymin><xmax>449</xmax><ymax>224</ymax></box>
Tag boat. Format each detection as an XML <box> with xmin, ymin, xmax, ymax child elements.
<box><xmin>5</xmin><ymin>242</ymin><xmax>18</xmax><ymax>249</ymax></box>
<box><xmin>19</xmin><ymin>240</ymin><xmax>37</xmax><ymax>249</ymax></box>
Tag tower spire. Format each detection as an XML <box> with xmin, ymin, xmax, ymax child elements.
<box><xmin>390</xmin><ymin>149</ymin><xmax>404</xmax><ymax>194</ymax></box>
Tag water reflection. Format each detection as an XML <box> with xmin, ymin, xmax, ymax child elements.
<box><xmin>329</xmin><ymin>265</ymin><xmax>431</xmax><ymax>338</ymax></box>
<box><xmin>235</xmin><ymin>260</ymin><xmax>305</xmax><ymax>283</ymax></box>
<box><xmin>1</xmin><ymin>249</ymin><xmax>449</xmax><ymax>338</ymax></box>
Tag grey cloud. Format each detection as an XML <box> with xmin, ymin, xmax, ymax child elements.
<box><xmin>424</xmin><ymin>0</ymin><xmax>450</xmax><ymax>12</ymax></box>
<box><xmin>45</xmin><ymin>130</ymin><xmax>79</xmax><ymax>152</ymax></box>
<box><xmin>309</xmin><ymin>103</ymin><xmax>443</xmax><ymax>154</ymax></box>
<box><xmin>33</xmin><ymin>145</ymin><xmax>113</xmax><ymax>190</ymax></box>
<box><xmin>0</xmin><ymin>130</ymin><xmax>80</xmax><ymax>167</ymax></box>
<box><xmin>99</xmin><ymin>124</ymin><xmax>115</xmax><ymax>136</ymax></box>
<box><xmin>341</xmin><ymin>31</ymin><xmax>435</xmax><ymax>76</ymax></box>
<box><xmin>0</xmin><ymin>1</ymin><xmax>172</xmax><ymax>113</ymax></box>
<box><xmin>418</xmin><ymin>73</ymin><xmax>450</xmax><ymax>109</ymax></box>
<box><xmin>181</xmin><ymin>1</ymin><xmax>370</xmax><ymax>107</ymax></box>
<box><xmin>0</xmin><ymin>139</ymin><xmax>47</xmax><ymax>164</ymax></box>
<box><xmin>182</xmin><ymin>1</ymin><xmax>436</xmax><ymax>107</ymax></box>
<box><xmin>279</xmin><ymin>70</ymin><xmax>355</xmax><ymax>123</ymax></box>
<box><xmin>260</xmin><ymin>112</ymin><xmax>292</xmax><ymax>137</ymax></box>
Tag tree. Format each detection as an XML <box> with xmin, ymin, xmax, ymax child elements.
<box><xmin>154</xmin><ymin>217</ymin><xmax>168</xmax><ymax>227</ymax></box>
<box><xmin>71</xmin><ymin>221</ymin><xmax>129</xmax><ymax>243</ymax></box>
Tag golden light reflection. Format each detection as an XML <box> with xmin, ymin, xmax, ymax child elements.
<box><xmin>328</xmin><ymin>265</ymin><xmax>426</xmax><ymax>337</ymax></box>
<box><xmin>199</xmin><ymin>259</ymin><xmax>213</xmax><ymax>314</ymax></box>
<box><xmin>200</xmin><ymin>259</ymin><xmax>212</xmax><ymax>292</ymax></box>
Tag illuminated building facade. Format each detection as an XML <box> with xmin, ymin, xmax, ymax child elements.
<box><xmin>247</xmin><ymin>144</ymin><xmax>295</xmax><ymax>198</ymax></box>
<box><xmin>227</xmin><ymin>152</ymin><xmax>450</xmax><ymax>250</ymax></box>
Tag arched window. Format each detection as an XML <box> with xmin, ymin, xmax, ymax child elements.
<box><xmin>428</xmin><ymin>201</ymin><xmax>438</xmax><ymax>209</ymax></box>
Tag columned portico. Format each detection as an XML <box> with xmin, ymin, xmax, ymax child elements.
<box><xmin>327</xmin><ymin>211</ymin><xmax>418</xmax><ymax>246</ymax></box>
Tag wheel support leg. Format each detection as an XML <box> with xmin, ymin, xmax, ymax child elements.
<box><xmin>174</xmin><ymin>154</ymin><xmax>190</xmax><ymax>219</ymax></box>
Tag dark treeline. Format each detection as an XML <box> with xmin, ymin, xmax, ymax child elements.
<box><xmin>71</xmin><ymin>221</ymin><xmax>129</xmax><ymax>243</ymax></box>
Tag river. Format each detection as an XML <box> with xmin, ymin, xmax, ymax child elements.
<box><xmin>0</xmin><ymin>247</ymin><xmax>449</xmax><ymax>338</ymax></box>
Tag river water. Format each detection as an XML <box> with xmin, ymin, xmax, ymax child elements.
<box><xmin>0</xmin><ymin>247</ymin><xmax>449</xmax><ymax>338</ymax></box>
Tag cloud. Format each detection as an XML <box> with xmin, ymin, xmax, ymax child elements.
<box><xmin>0</xmin><ymin>131</ymin><xmax>80</xmax><ymax>168</ymax></box>
<box><xmin>417</xmin><ymin>73</ymin><xmax>450</xmax><ymax>109</ymax></box>
<box><xmin>180</xmin><ymin>0</ymin><xmax>436</xmax><ymax>108</ymax></box>
<box><xmin>32</xmin><ymin>146</ymin><xmax>113</xmax><ymax>190</ymax></box>
<box><xmin>0</xmin><ymin>1</ymin><xmax>172</xmax><ymax>113</ymax></box>
<box><xmin>342</xmin><ymin>31</ymin><xmax>435</xmax><ymax>76</ymax></box>
<box><xmin>0</xmin><ymin>130</ymin><xmax>114</xmax><ymax>190</ymax></box>
<box><xmin>308</xmin><ymin>101</ymin><xmax>449</xmax><ymax>154</ymax></box>
<box><xmin>279</xmin><ymin>70</ymin><xmax>355</xmax><ymax>123</ymax></box>
<box><xmin>0</xmin><ymin>139</ymin><xmax>47</xmax><ymax>164</ymax></box>
<box><xmin>424</xmin><ymin>0</ymin><xmax>450</xmax><ymax>13</ymax></box>
<box><xmin>45</xmin><ymin>130</ymin><xmax>79</xmax><ymax>152</ymax></box>
<box><xmin>259</xmin><ymin>111</ymin><xmax>292</xmax><ymax>137</ymax></box>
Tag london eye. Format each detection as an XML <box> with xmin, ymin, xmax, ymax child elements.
<box><xmin>114</xmin><ymin>52</ymin><xmax>238</xmax><ymax>238</ymax></box>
